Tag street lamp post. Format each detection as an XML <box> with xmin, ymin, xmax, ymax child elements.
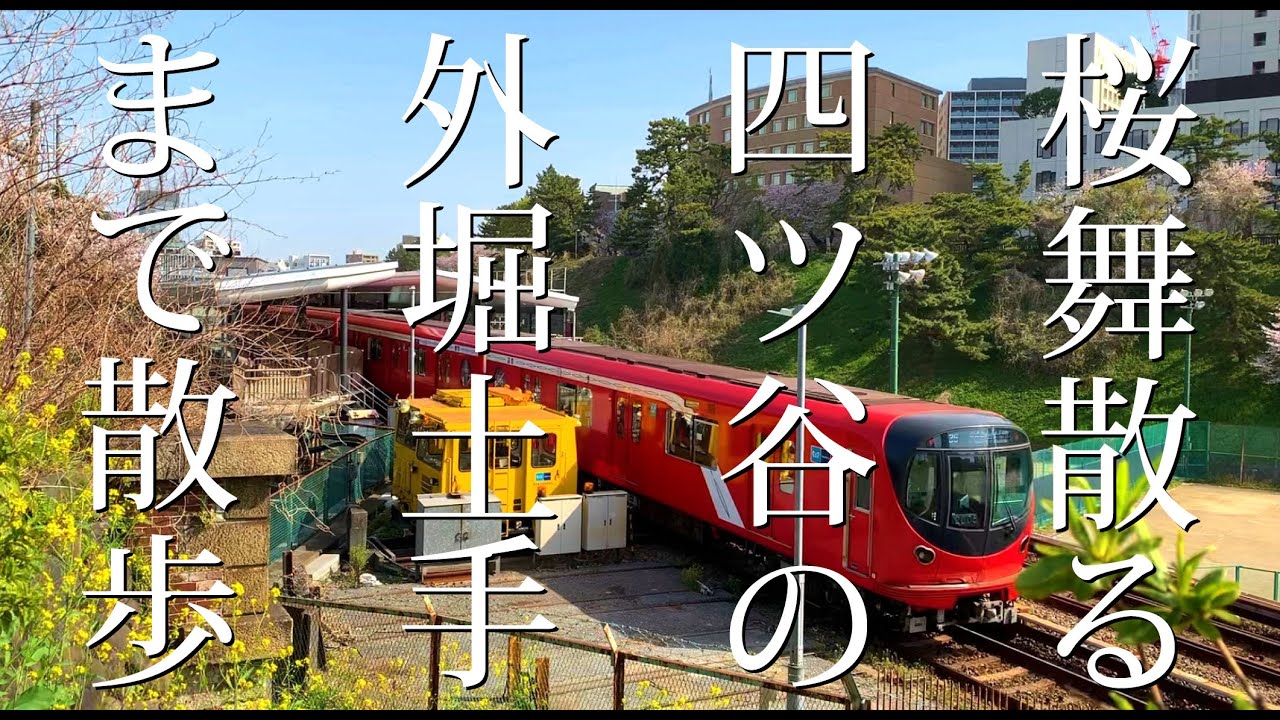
<box><xmin>880</xmin><ymin>250</ymin><xmax>938</xmax><ymax>394</ymax></box>
<box><xmin>767</xmin><ymin>303</ymin><xmax>806</xmax><ymax>711</ymax></box>
<box><xmin>1184</xmin><ymin>288</ymin><xmax>1213</xmax><ymax>410</ymax></box>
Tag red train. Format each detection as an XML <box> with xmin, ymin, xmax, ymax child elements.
<box><xmin>288</xmin><ymin>305</ymin><xmax>1033</xmax><ymax>632</ymax></box>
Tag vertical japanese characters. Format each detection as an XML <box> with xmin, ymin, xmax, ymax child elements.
<box><xmin>724</xmin><ymin>45</ymin><xmax>878</xmax><ymax>689</ymax></box>
<box><xmin>84</xmin><ymin>35</ymin><xmax>241</xmax><ymax>689</ymax></box>
<box><xmin>398</xmin><ymin>32</ymin><xmax>571</xmax><ymax>690</ymax></box>
<box><xmin>1043</xmin><ymin>32</ymin><xmax>1201</xmax><ymax>690</ymax></box>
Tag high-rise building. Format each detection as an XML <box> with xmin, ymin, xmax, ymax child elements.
<box><xmin>1187</xmin><ymin>9</ymin><xmax>1280</xmax><ymax>80</ymax></box>
<box><xmin>687</xmin><ymin>68</ymin><xmax>973</xmax><ymax>200</ymax></box>
<box><xmin>940</xmin><ymin>78</ymin><xmax>1026</xmax><ymax>165</ymax></box>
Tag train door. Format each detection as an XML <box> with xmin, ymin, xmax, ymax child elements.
<box><xmin>845</xmin><ymin>470</ymin><xmax>872</xmax><ymax>576</ymax></box>
<box><xmin>487</xmin><ymin>437</ymin><xmax>521</xmax><ymax>513</ymax></box>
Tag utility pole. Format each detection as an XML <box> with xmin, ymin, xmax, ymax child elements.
<box><xmin>23</xmin><ymin>100</ymin><xmax>40</xmax><ymax>349</ymax></box>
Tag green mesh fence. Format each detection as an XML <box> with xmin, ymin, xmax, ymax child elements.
<box><xmin>269</xmin><ymin>425</ymin><xmax>393</xmax><ymax>564</ymax></box>
<box><xmin>1032</xmin><ymin>420</ymin><xmax>1280</xmax><ymax>529</ymax></box>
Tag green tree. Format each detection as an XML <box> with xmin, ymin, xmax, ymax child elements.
<box><xmin>1017</xmin><ymin>86</ymin><xmax>1061</xmax><ymax>118</ymax></box>
<box><xmin>385</xmin><ymin>242</ymin><xmax>420</xmax><ymax>272</ymax></box>
<box><xmin>477</xmin><ymin>196</ymin><xmax>536</xmax><ymax>239</ymax></box>
<box><xmin>1170</xmin><ymin>116</ymin><xmax>1250</xmax><ymax>177</ymax></box>
<box><xmin>527</xmin><ymin>165</ymin><xmax>589</xmax><ymax>255</ymax></box>
<box><xmin>1182</xmin><ymin>230</ymin><xmax>1280</xmax><ymax>362</ymax></box>
<box><xmin>860</xmin><ymin>203</ymin><xmax>990</xmax><ymax>361</ymax></box>
<box><xmin>796</xmin><ymin>122</ymin><xmax>925</xmax><ymax>223</ymax></box>
<box><xmin>629</xmin><ymin>117</ymin><xmax>723</xmax><ymax>242</ymax></box>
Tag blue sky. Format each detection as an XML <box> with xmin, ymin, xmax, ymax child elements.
<box><xmin>154</xmin><ymin>10</ymin><xmax>1187</xmax><ymax>261</ymax></box>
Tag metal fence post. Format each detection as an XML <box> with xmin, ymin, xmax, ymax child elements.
<box><xmin>534</xmin><ymin>657</ymin><xmax>550</xmax><ymax>710</ymax></box>
<box><xmin>506</xmin><ymin>636</ymin><xmax>522</xmax><ymax>700</ymax></box>
<box><xmin>613</xmin><ymin>656</ymin><xmax>625</xmax><ymax>710</ymax></box>
<box><xmin>428</xmin><ymin>617</ymin><xmax>442</xmax><ymax>710</ymax></box>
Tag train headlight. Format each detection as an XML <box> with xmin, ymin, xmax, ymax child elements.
<box><xmin>913</xmin><ymin>546</ymin><xmax>935</xmax><ymax>565</ymax></box>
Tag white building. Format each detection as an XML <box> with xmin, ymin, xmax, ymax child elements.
<box><xmin>1188</xmin><ymin>9</ymin><xmax>1280</xmax><ymax>79</ymax></box>
<box><xmin>1025</xmin><ymin>33</ymin><xmax>1137</xmax><ymax>111</ymax></box>
<box><xmin>287</xmin><ymin>253</ymin><xmax>332</xmax><ymax>270</ymax></box>
<box><xmin>999</xmin><ymin>17</ymin><xmax>1280</xmax><ymax>198</ymax></box>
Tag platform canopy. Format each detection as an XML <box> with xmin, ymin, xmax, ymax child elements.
<box><xmin>210</xmin><ymin>262</ymin><xmax>401</xmax><ymax>304</ymax></box>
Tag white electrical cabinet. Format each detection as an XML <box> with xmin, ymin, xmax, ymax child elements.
<box><xmin>582</xmin><ymin>490</ymin><xmax>629</xmax><ymax>551</ymax></box>
<box><xmin>533</xmin><ymin>494</ymin><xmax>583</xmax><ymax>556</ymax></box>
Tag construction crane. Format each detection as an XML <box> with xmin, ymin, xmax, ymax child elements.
<box><xmin>1146</xmin><ymin>10</ymin><xmax>1172</xmax><ymax>79</ymax></box>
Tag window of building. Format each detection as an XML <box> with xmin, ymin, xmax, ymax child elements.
<box><xmin>531</xmin><ymin>433</ymin><xmax>556</xmax><ymax>468</ymax></box>
<box><xmin>803</xmin><ymin>117</ymin><xmax>813</xmax><ymax>128</ymax></box>
<box><xmin>891</xmin><ymin>82</ymin><xmax>897</xmax><ymax>97</ymax></box>
<box><xmin>771</xmin><ymin>172</ymin><xmax>783</xmax><ymax>185</ymax></box>
<box><xmin>920</xmin><ymin>120</ymin><xmax>935</xmax><ymax>137</ymax></box>
<box><xmin>1256</xmin><ymin>10</ymin><xmax>1268</xmax><ymax>17</ymax></box>
<box><xmin>1254</xmin><ymin>32</ymin><xmax>1267</xmax><ymax>47</ymax></box>
<box><xmin>1254</xmin><ymin>60</ymin><xmax>1267</xmax><ymax>74</ymax></box>
<box><xmin>1094</xmin><ymin>132</ymin><xmax>1106</xmax><ymax>154</ymax></box>
<box><xmin>759</xmin><ymin>123</ymin><xmax>768</xmax><ymax>135</ymax></box>
<box><xmin>771</xmin><ymin>145</ymin><xmax>781</xmax><ymax>154</ymax></box>
<box><xmin>1227</xmin><ymin>120</ymin><xmax>1249</xmax><ymax>137</ymax></box>
<box><xmin>723</xmin><ymin>103</ymin><xmax>732</xmax><ymax>117</ymax></box>
<box><xmin>722</xmin><ymin>129</ymin><xmax>730</xmax><ymax>143</ymax></box>
<box><xmin>771</xmin><ymin>119</ymin><xmax>782</xmax><ymax>133</ymax></box>
<box><xmin>556</xmin><ymin>383</ymin><xmax>592</xmax><ymax>429</ymax></box>
<box><xmin>1036</xmin><ymin>138</ymin><xmax>1056</xmax><ymax>158</ymax></box>
<box><xmin>754</xmin><ymin>174</ymin><xmax>765</xmax><ymax>187</ymax></box>
<box><xmin>784</xmin><ymin>170</ymin><xmax>795</xmax><ymax>185</ymax></box>
<box><xmin>1261</xmin><ymin>118</ymin><xmax>1280</xmax><ymax>133</ymax></box>
<box><xmin>1035</xmin><ymin>170</ymin><xmax>1057</xmax><ymax>191</ymax></box>
<box><xmin>802</xmin><ymin>141</ymin><xmax>814</xmax><ymax>153</ymax></box>
<box><xmin>786</xmin><ymin>116</ymin><xmax>797</xmax><ymax>131</ymax></box>
<box><xmin>786</xmin><ymin>143</ymin><xmax>796</xmax><ymax>154</ymax></box>
<box><xmin>820</xmin><ymin>83</ymin><xmax>832</xmax><ymax>98</ymax></box>
<box><xmin>367</xmin><ymin>337</ymin><xmax>382</xmax><ymax>361</ymax></box>
<box><xmin>746</xmin><ymin>97</ymin><xmax>755</xmax><ymax>111</ymax></box>
<box><xmin>787</xmin><ymin>88</ymin><xmax>798</xmax><ymax>104</ymax></box>
<box><xmin>665</xmin><ymin>411</ymin><xmax>716</xmax><ymax>467</ymax></box>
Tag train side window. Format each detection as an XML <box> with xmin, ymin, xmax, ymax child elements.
<box><xmin>531</xmin><ymin>434</ymin><xmax>557</xmax><ymax>468</ymax></box>
<box><xmin>494</xmin><ymin>367</ymin><xmax>507</xmax><ymax>387</ymax></box>
<box><xmin>413</xmin><ymin>352</ymin><xmax>427</xmax><ymax>376</ymax></box>
<box><xmin>458</xmin><ymin>439</ymin><xmax>472</xmax><ymax>472</ymax></box>
<box><xmin>905</xmin><ymin>453</ymin><xmax>939</xmax><ymax>523</ymax></box>
<box><xmin>692</xmin><ymin>418</ymin><xmax>716</xmax><ymax>466</ymax></box>
<box><xmin>368</xmin><ymin>337</ymin><xmax>382</xmax><ymax>361</ymax></box>
<box><xmin>417</xmin><ymin>434</ymin><xmax>444</xmax><ymax>469</ymax></box>
<box><xmin>460</xmin><ymin>358</ymin><xmax>472</xmax><ymax>386</ymax></box>
<box><xmin>534</xmin><ymin>378</ymin><xmax>542</xmax><ymax>398</ymax></box>
<box><xmin>855</xmin><ymin>471</ymin><xmax>871</xmax><ymax>510</ymax></box>
<box><xmin>615</xmin><ymin>400</ymin><xmax>626</xmax><ymax>438</ymax></box>
<box><xmin>631</xmin><ymin>403</ymin><xmax>642</xmax><ymax>443</ymax></box>
<box><xmin>666</xmin><ymin>411</ymin><xmax>715</xmax><ymax>467</ymax></box>
<box><xmin>523</xmin><ymin>373</ymin><xmax>533</xmax><ymax>392</ymax></box>
<box><xmin>557</xmin><ymin>383</ymin><xmax>592</xmax><ymax>428</ymax></box>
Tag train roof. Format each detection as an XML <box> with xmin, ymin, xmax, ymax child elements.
<box><xmin>327</xmin><ymin>307</ymin><xmax>969</xmax><ymax>414</ymax></box>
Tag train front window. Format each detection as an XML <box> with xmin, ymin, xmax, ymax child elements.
<box><xmin>905</xmin><ymin>453</ymin><xmax>938</xmax><ymax>522</ymax></box>
<box><xmin>416</xmin><ymin>435</ymin><xmax>444</xmax><ymax>470</ymax></box>
<box><xmin>991</xmin><ymin>449</ymin><xmax>1031</xmax><ymax>527</ymax></box>
<box><xmin>947</xmin><ymin>452</ymin><xmax>987</xmax><ymax>529</ymax></box>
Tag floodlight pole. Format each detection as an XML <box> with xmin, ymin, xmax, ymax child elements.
<box><xmin>890</xmin><ymin>275</ymin><xmax>901</xmax><ymax>395</ymax></box>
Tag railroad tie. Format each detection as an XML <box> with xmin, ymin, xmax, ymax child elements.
<box><xmin>972</xmin><ymin>666</ymin><xmax>1028</xmax><ymax>683</ymax></box>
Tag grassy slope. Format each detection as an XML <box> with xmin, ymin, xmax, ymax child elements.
<box><xmin>574</xmin><ymin>257</ymin><xmax>1280</xmax><ymax>446</ymax></box>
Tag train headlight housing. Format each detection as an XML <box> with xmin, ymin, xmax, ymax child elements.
<box><xmin>913</xmin><ymin>545</ymin><xmax>935</xmax><ymax>565</ymax></box>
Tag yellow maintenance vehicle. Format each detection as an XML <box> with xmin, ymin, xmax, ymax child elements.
<box><xmin>392</xmin><ymin>386</ymin><xmax>580</xmax><ymax>517</ymax></box>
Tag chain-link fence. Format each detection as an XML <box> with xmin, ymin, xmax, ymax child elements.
<box><xmin>269</xmin><ymin>425</ymin><xmax>392</xmax><ymax>563</ymax></box>
<box><xmin>275</xmin><ymin>596</ymin><xmax>1095</xmax><ymax>710</ymax></box>
<box><xmin>1030</xmin><ymin>420</ymin><xmax>1280</xmax><ymax>529</ymax></box>
<box><xmin>278</xmin><ymin>596</ymin><xmax>855</xmax><ymax>710</ymax></box>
